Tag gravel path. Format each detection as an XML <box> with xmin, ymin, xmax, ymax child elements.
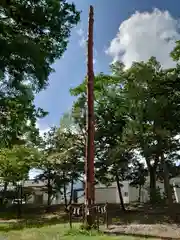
<box><xmin>104</xmin><ymin>224</ymin><xmax>180</xmax><ymax>239</ymax></box>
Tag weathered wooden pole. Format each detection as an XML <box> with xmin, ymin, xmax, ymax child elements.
<box><xmin>85</xmin><ymin>5</ymin><xmax>95</xmax><ymax>227</ymax></box>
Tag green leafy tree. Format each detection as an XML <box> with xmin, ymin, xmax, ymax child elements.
<box><xmin>128</xmin><ymin>161</ymin><xmax>148</xmax><ymax>202</ymax></box>
<box><xmin>0</xmin><ymin>145</ymin><xmax>40</xmax><ymax>206</ymax></box>
<box><xmin>0</xmin><ymin>145</ymin><xmax>40</xmax><ymax>183</ymax></box>
<box><xmin>71</xmin><ymin>74</ymin><xmax>134</xmax><ymax>210</ymax></box>
<box><xmin>71</xmin><ymin>57</ymin><xmax>180</xmax><ymax>207</ymax></box>
<box><xmin>50</xmin><ymin>127</ymin><xmax>84</xmax><ymax>208</ymax></box>
<box><xmin>111</xmin><ymin>57</ymin><xmax>180</xmax><ymax>204</ymax></box>
<box><xmin>0</xmin><ymin>0</ymin><xmax>80</xmax><ymax>91</ymax></box>
<box><xmin>0</xmin><ymin>86</ymin><xmax>47</xmax><ymax>148</ymax></box>
<box><xmin>0</xmin><ymin>0</ymin><xmax>80</xmax><ymax>149</ymax></box>
<box><xmin>37</xmin><ymin>125</ymin><xmax>84</xmax><ymax>209</ymax></box>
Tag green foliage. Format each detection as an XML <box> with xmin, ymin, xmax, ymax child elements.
<box><xmin>147</xmin><ymin>186</ymin><xmax>165</xmax><ymax>204</ymax></box>
<box><xmin>0</xmin><ymin>0</ymin><xmax>80</xmax><ymax>91</ymax></box>
<box><xmin>0</xmin><ymin>86</ymin><xmax>47</xmax><ymax>148</ymax></box>
<box><xmin>70</xmin><ymin>53</ymin><xmax>180</xmax><ymax>205</ymax></box>
<box><xmin>0</xmin><ymin>0</ymin><xmax>80</xmax><ymax>149</ymax></box>
<box><xmin>71</xmin><ymin>73</ymin><xmax>133</xmax><ymax>185</ymax></box>
<box><xmin>0</xmin><ymin>145</ymin><xmax>40</xmax><ymax>183</ymax></box>
<box><xmin>128</xmin><ymin>161</ymin><xmax>147</xmax><ymax>187</ymax></box>
<box><xmin>35</xmin><ymin>124</ymin><xmax>84</xmax><ymax>205</ymax></box>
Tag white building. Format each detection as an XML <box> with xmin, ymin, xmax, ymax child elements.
<box><xmin>78</xmin><ymin>177</ymin><xmax>180</xmax><ymax>204</ymax></box>
<box><xmin>78</xmin><ymin>181</ymin><xmax>140</xmax><ymax>204</ymax></box>
<box><xmin>2</xmin><ymin>177</ymin><xmax>180</xmax><ymax>205</ymax></box>
<box><xmin>0</xmin><ymin>180</ymin><xmax>63</xmax><ymax>205</ymax></box>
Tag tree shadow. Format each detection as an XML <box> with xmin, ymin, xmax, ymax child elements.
<box><xmin>107</xmin><ymin>206</ymin><xmax>180</xmax><ymax>225</ymax></box>
<box><xmin>103</xmin><ymin>207</ymin><xmax>180</xmax><ymax>240</ymax></box>
<box><xmin>0</xmin><ymin>213</ymin><xmax>78</xmax><ymax>232</ymax></box>
<box><xmin>105</xmin><ymin>231</ymin><xmax>180</xmax><ymax>240</ymax></box>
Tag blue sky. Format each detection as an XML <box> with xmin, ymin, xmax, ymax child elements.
<box><xmin>34</xmin><ymin>0</ymin><xmax>180</xmax><ymax>132</ymax></box>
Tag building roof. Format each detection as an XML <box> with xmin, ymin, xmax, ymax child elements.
<box><xmin>0</xmin><ymin>180</ymin><xmax>46</xmax><ymax>191</ymax></box>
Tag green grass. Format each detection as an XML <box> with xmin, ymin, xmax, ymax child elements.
<box><xmin>0</xmin><ymin>222</ymin><xmax>160</xmax><ymax>240</ymax></box>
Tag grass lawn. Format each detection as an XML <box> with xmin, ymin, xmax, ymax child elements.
<box><xmin>0</xmin><ymin>222</ymin><xmax>160</xmax><ymax>240</ymax></box>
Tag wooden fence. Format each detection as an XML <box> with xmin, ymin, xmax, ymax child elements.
<box><xmin>68</xmin><ymin>203</ymin><xmax>108</xmax><ymax>229</ymax></box>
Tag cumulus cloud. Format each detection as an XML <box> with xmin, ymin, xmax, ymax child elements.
<box><xmin>106</xmin><ymin>8</ymin><xmax>180</xmax><ymax>68</ymax></box>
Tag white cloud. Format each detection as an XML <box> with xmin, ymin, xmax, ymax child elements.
<box><xmin>79</xmin><ymin>36</ymin><xmax>87</xmax><ymax>48</ymax></box>
<box><xmin>29</xmin><ymin>168</ymin><xmax>43</xmax><ymax>179</ymax></box>
<box><xmin>76</xmin><ymin>27</ymin><xmax>98</xmax><ymax>66</ymax></box>
<box><xmin>36</xmin><ymin>122</ymin><xmax>50</xmax><ymax>137</ymax></box>
<box><xmin>76</xmin><ymin>27</ymin><xmax>87</xmax><ymax>48</ymax></box>
<box><xmin>106</xmin><ymin>8</ymin><xmax>180</xmax><ymax>68</ymax></box>
<box><xmin>76</xmin><ymin>28</ymin><xmax>84</xmax><ymax>37</ymax></box>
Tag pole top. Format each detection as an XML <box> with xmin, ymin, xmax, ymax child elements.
<box><xmin>89</xmin><ymin>5</ymin><xmax>94</xmax><ymax>21</ymax></box>
<box><xmin>89</xmin><ymin>5</ymin><xmax>94</xmax><ymax>13</ymax></box>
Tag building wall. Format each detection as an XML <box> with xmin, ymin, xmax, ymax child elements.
<box><xmin>116</xmin><ymin>181</ymin><xmax>129</xmax><ymax>204</ymax></box>
<box><xmin>141</xmin><ymin>181</ymin><xmax>165</xmax><ymax>202</ymax></box>
<box><xmin>92</xmin><ymin>181</ymin><xmax>130</xmax><ymax>204</ymax></box>
<box><xmin>129</xmin><ymin>186</ymin><xmax>140</xmax><ymax>202</ymax></box>
<box><xmin>42</xmin><ymin>192</ymin><xmax>63</xmax><ymax>205</ymax></box>
<box><xmin>171</xmin><ymin>178</ymin><xmax>180</xmax><ymax>202</ymax></box>
<box><xmin>26</xmin><ymin>177</ymin><xmax>180</xmax><ymax>205</ymax></box>
<box><xmin>27</xmin><ymin>194</ymin><xmax>34</xmax><ymax>204</ymax></box>
<box><xmin>78</xmin><ymin>195</ymin><xmax>84</xmax><ymax>204</ymax></box>
<box><xmin>127</xmin><ymin>181</ymin><xmax>166</xmax><ymax>203</ymax></box>
<box><xmin>95</xmin><ymin>187</ymin><xmax>116</xmax><ymax>203</ymax></box>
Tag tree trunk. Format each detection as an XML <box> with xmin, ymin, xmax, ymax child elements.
<box><xmin>161</xmin><ymin>153</ymin><xmax>172</xmax><ymax>205</ymax></box>
<box><xmin>68</xmin><ymin>178</ymin><xmax>74</xmax><ymax>205</ymax></box>
<box><xmin>149</xmin><ymin>166</ymin><xmax>157</xmax><ymax>204</ymax></box>
<box><xmin>63</xmin><ymin>172</ymin><xmax>68</xmax><ymax>209</ymax></box>
<box><xmin>17</xmin><ymin>185</ymin><xmax>22</xmax><ymax>218</ymax></box>
<box><xmin>1</xmin><ymin>182</ymin><xmax>8</xmax><ymax>205</ymax></box>
<box><xmin>47</xmin><ymin>169</ymin><xmax>51</xmax><ymax>207</ymax></box>
<box><xmin>138</xmin><ymin>185</ymin><xmax>142</xmax><ymax>202</ymax></box>
<box><xmin>116</xmin><ymin>174</ymin><xmax>126</xmax><ymax>211</ymax></box>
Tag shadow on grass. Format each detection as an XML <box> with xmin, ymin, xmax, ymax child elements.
<box><xmin>105</xmin><ymin>231</ymin><xmax>180</xmax><ymax>240</ymax></box>
<box><xmin>103</xmin><ymin>207</ymin><xmax>180</xmax><ymax>240</ymax></box>
<box><xmin>107</xmin><ymin>209</ymin><xmax>180</xmax><ymax>225</ymax></box>
<box><xmin>0</xmin><ymin>214</ymin><xmax>78</xmax><ymax>232</ymax></box>
<box><xmin>0</xmin><ymin>211</ymin><xmax>18</xmax><ymax>220</ymax></box>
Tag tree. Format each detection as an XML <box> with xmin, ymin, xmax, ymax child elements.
<box><xmin>71</xmin><ymin>57</ymin><xmax>180</xmax><ymax>207</ymax></box>
<box><xmin>36</xmin><ymin>127</ymin><xmax>60</xmax><ymax>208</ymax></box>
<box><xmin>50</xmin><ymin>126</ymin><xmax>84</xmax><ymax>208</ymax></box>
<box><xmin>128</xmin><ymin>161</ymin><xmax>148</xmax><ymax>202</ymax></box>
<box><xmin>0</xmin><ymin>0</ymin><xmax>80</xmax><ymax>149</ymax></box>
<box><xmin>71</xmin><ymin>74</ymin><xmax>134</xmax><ymax>210</ymax></box>
<box><xmin>0</xmin><ymin>0</ymin><xmax>80</xmax><ymax>92</ymax></box>
<box><xmin>111</xmin><ymin>57</ymin><xmax>180</xmax><ymax>205</ymax></box>
<box><xmin>0</xmin><ymin>86</ymin><xmax>47</xmax><ymax>148</ymax></box>
<box><xmin>0</xmin><ymin>145</ymin><xmax>40</xmax><ymax>183</ymax></box>
<box><xmin>37</xmin><ymin>125</ymin><xmax>84</xmax><ymax>209</ymax></box>
<box><xmin>0</xmin><ymin>145</ymin><xmax>40</xmax><ymax>212</ymax></box>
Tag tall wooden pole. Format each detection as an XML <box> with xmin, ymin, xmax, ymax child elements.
<box><xmin>85</xmin><ymin>5</ymin><xmax>95</xmax><ymax>226</ymax></box>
